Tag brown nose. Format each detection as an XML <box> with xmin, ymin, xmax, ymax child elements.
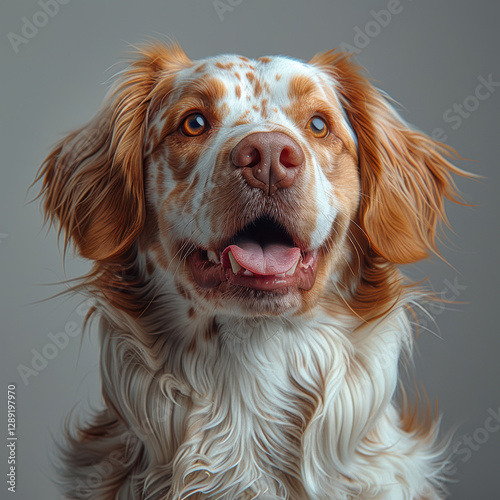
<box><xmin>231</xmin><ymin>132</ymin><xmax>305</xmax><ymax>195</ymax></box>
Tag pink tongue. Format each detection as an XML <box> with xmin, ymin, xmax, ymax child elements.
<box><xmin>223</xmin><ymin>238</ymin><xmax>301</xmax><ymax>275</ymax></box>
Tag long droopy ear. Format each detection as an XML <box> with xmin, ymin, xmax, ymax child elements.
<box><xmin>310</xmin><ymin>51</ymin><xmax>470</xmax><ymax>264</ymax></box>
<box><xmin>36</xmin><ymin>42</ymin><xmax>192</xmax><ymax>261</ymax></box>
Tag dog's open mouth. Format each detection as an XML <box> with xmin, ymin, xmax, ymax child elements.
<box><xmin>187</xmin><ymin>217</ymin><xmax>319</xmax><ymax>291</ymax></box>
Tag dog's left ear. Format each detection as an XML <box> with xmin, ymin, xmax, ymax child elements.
<box><xmin>35</xmin><ymin>42</ymin><xmax>192</xmax><ymax>261</ymax></box>
<box><xmin>311</xmin><ymin>51</ymin><xmax>471</xmax><ymax>264</ymax></box>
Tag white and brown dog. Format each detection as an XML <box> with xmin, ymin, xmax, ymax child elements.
<box><xmin>38</xmin><ymin>42</ymin><xmax>469</xmax><ymax>499</ymax></box>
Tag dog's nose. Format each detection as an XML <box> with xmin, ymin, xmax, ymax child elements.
<box><xmin>231</xmin><ymin>132</ymin><xmax>305</xmax><ymax>195</ymax></box>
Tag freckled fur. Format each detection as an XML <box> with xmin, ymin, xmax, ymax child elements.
<box><xmin>36</xmin><ymin>41</ymin><xmax>473</xmax><ymax>500</ymax></box>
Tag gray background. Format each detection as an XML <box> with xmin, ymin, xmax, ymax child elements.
<box><xmin>1</xmin><ymin>0</ymin><xmax>499</xmax><ymax>498</ymax></box>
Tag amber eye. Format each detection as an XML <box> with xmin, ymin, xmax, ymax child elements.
<box><xmin>180</xmin><ymin>113</ymin><xmax>209</xmax><ymax>136</ymax></box>
<box><xmin>307</xmin><ymin>116</ymin><xmax>329</xmax><ymax>138</ymax></box>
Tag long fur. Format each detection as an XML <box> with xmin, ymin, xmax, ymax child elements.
<box><xmin>36</xmin><ymin>42</ymin><xmax>472</xmax><ymax>499</ymax></box>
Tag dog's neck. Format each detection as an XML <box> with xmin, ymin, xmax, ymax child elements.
<box><xmin>95</xmin><ymin>270</ymin><xmax>411</xmax><ymax>498</ymax></box>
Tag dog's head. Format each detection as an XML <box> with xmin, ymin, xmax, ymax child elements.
<box><xmin>38</xmin><ymin>42</ymin><xmax>464</xmax><ymax>318</ymax></box>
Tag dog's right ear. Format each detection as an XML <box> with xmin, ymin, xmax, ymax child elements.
<box><xmin>36</xmin><ymin>42</ymin><xmax>192</xmax><ymax>261</ymax></box>
<box><xmin>310</xmin><ymin>50</ymin><xmax>472</xmax><ymax>264</ymax></box>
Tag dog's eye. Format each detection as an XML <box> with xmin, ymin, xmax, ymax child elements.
<box><xmin>180</xmin><ymin>113</ymin><xmax>209</xmax><ymax>136</ymax></box>
<box><xmin>307</xmin><ymin>116</ymin><xmax>329</xmax><ymax>138</ymax></box>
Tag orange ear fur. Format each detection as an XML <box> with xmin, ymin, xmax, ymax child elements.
<box><xmin>311</xmin><ymin>51</ymin><xmax>471</xmax><ymax>264</ymax></box>
<box><xmin>36</xmin><ymin>42</ymin><xmax>192</xmax><ymax>261</ymax></box>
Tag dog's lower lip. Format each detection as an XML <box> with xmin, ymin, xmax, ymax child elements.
<box><xmin>187</xmin><ymin>247</ymin><xmax>319</xmax><ymax>291</ymax></box>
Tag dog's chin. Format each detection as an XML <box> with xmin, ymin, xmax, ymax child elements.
<box><xmin>218</xmin><ymin>284</ymin><xmax>303</xmax><ymax>317</ymax></box>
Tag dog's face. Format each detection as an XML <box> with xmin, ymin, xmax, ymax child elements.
<box><xmin>38</xmin><ymin>43</ymin><xmax>463</xmax><ymax>319</ymax></box>
<box><xmin>146</xmin><ymin>53</ymin><xmax>360</xmax><ymax>315</ymax></box>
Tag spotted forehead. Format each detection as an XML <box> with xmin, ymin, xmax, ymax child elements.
<box><xmin>165</xmin><ymin>54</ymin><xmax>357</xmax><ymax>147</ymax></box>
<box><xmin>174</xmin><ymin>54</ymin><xmax>331</xmax><ymax>101</ymax></box>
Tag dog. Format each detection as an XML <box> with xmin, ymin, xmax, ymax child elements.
<box><xmin>37</xmin><ymin>41</ymin><xmax>469</xmax><ymax>499</ymax></box>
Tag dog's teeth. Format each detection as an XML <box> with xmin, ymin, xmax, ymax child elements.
<box><xmin>242</xmin><ymin>269</ymin><xmax>253</xmax><ymax>277</ymax></box>
<box><xmin>286</xmin><ymin>259</ymin><xmax>299</xmax><ymax>276</ymax></box>
<box><xmin>228</xmin><ymin>251</ymin><xmax>242</xmax><ymax>274</ymax></box>
<box><xmin>207</xmin><ymin>249</ymin><xmax>219</xmax><ymax>264</ymax></box>
<box><xmin>276</xmin><ymin>273</ymin><xmax>285</xmax><ymax>278</ymax></box>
